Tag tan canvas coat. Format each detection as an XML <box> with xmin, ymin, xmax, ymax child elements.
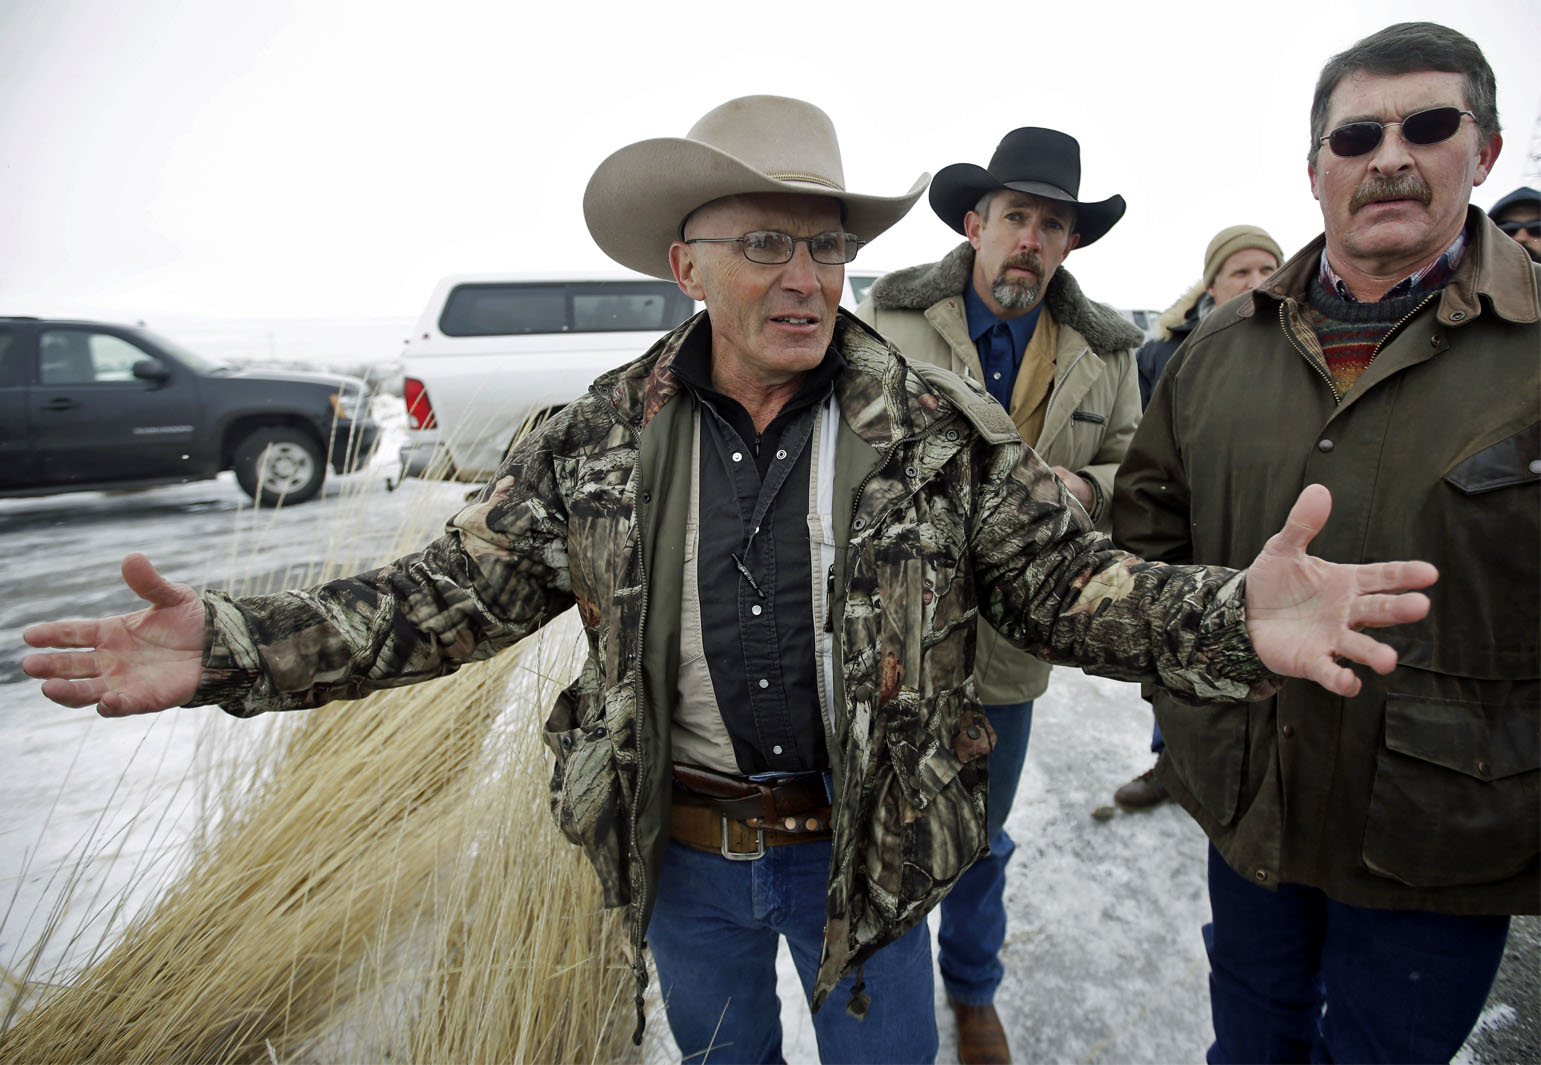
<box><xmin>1113</xmin><ymin>209</ymin><xmax>1541</xmax><ymax>914</ymax></box>
<box><xmin>194</xmin><ymin>311</ymin><xmax>1279</xmax><ymax>1036</ymax></box>
<box><xmin>857</xmin><ymin>244</ymin><xmax>1144</xmax><ymax>702</ymax></box>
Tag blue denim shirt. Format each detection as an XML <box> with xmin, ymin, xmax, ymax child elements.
<box><xmin>963</xmin><ymin>281</ymin><xmax>1042</xmax><ymax>410</ymax></box>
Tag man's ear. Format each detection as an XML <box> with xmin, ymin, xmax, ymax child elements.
<box><xmin>1308</xmin><ymin>157</ymin><xmax>1322</xmax><ymax>203</ymax></box>
<box><xmin>1064</xmin><ymin>232</ymin><xmax>1082</xmax><ymax>258</ymax></box>
<box><xmin>670</xmin><ymin>242</ymin><xmax>707</xmax><ymax>300</ymax></box>
<box><xmin>963</xmin><ymin>210</ymin><xmax>985</xmax><ymax>250</ymax></box>
<box><xmin>1472</xmin><ymin>132</ymin><xmax>1503</xmax><ymax>187</ymax></box>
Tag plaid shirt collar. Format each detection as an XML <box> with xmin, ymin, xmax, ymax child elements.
<box><xmin>1319</xmin><ymin>227</ymin><xmax>1467</xmax><ymax>303</ymax></box>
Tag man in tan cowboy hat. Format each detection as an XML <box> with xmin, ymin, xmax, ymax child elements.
<box><xmin>855</xmin><ymin>127</ymin><xmax>1143</xmax><ymax>1065</ymax></box>
<box><xmin>23</xmin><ymin>95</ymin><xmax>1442</xmax><ymax>1065</ymax></box>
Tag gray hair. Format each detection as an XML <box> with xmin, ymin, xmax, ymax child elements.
<box><xmin>1308</xmin><ymin>22</ymin><xmax>1500</xmax><ymax>161</ymax></box>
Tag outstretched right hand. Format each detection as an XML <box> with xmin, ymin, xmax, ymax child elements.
<box><xmin>22</xmin><ymin>553</ymin><xmax>206</xmax><ymax>717</ymax></box>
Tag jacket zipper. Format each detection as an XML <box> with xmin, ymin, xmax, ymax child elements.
<box><xmin>1277</xmin><ymin>292</ymin><xmax>1438</xmax><ymax>403</ymax></box>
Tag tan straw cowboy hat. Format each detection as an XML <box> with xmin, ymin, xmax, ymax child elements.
<box><xmin>584</xmin><ymin>95</ymin><xmax>928</xmax><ymax>281</ymax></box>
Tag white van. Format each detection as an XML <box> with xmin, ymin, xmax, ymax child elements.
<box><xmin>398</xmin><ymin>272</ymin><xmax>698</xmax><ymax>481</ymax></box>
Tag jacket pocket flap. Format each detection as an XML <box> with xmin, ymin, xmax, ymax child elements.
<box><xmin>1443</xmin><ymin>421</ymin><xmax>1540</xmax><ymax>494</ymax></box>
<box><xmin>1071</xmin><ymin>410</ymin><xmax>1107</xmax><ymax>424</ymax></box>
<box><xmin>1384</xmin><ymin>693</ymin><xmax>1540</xmax><ymax>781</ymax></box>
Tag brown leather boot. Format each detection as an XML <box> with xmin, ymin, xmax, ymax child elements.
<box><xmin>1113</xmin><ymin>759</ymin><xmax>1169</xmax><ymax>810</ymax></box>
<box><xmin>948</xmin><ymin>995</ymin><xmax>1012</xmax><ymax>1064</ymax></box>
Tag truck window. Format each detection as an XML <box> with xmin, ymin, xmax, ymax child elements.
<box><xmin>38</xmin><ymin>329</ymin><xmax>151</xmax><ymax>384</ymax></box>
<box><xmin>438</xmin><ymin>281</ymin><xmax>695</xmax><ymax>337</ymax></box>
<box><xmin>440</xmin><ymin>284</ymin><xmax>568</xmax><ymax>337</ymax></box>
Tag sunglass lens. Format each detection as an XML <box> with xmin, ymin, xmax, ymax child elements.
<box><xmin>1328</xmin><ymin>122</ymin><xmax>1383</xmax><ymax>157</ymax></box>
<box><xmin>1402</xmin><ymin>107</ymin><xmax>1463</xmax><ymax>145</ymax></box>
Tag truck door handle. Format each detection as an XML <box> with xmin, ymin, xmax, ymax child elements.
<box><xmin>43</xmin><ymin>397</ymin><xmax>80</xmax><ymax>411</ymax></box>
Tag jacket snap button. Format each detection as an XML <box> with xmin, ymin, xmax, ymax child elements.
<box><xmin>1477</xmin><ymin>760</ymin><xmax>1490</xmax><ymax>776</ymax></box>
<box><xmin>904</xmin><ymin>465</ymin><xmax>918</xmax><ymax>478</ymax></box>
<box><xmin>1281</xmin><ymin>724</ymin><xmax>1295</xmax><ymax>739</ymax></box>
<box><xmin>945</xmin><ymin>429</ymin><xmax>959</xmax><ymax>441</ymax></box>
<box><xmin>641</xmin><ymin>491</ymin><xmax>651</xmax><ymax>503</ymax></box>
<box><xmin>968</xmin><ymin>725</ymin><xmax>982</xmax><ymax>739</ymax></box>
<box><xmin>1317</xmin><ymin>439</ymin><xmax>1334</xmax><ymax>453</ymax></box>
<box><xmin>592</xmin><ymin>726</ymin><xmax>607</xmax><ymax>738</ymax></box>
<box><xmin>853</xmin><ymin>518</ymin><xmax>866</xmax><ymax>530</ymax></box>
<box><xmin>1449</xmin><ymin>310</ymin><xmax>1466</xmax><ymax>321</ymax></box>
<box><xmin>1430</xmin><ymin>335</ymin><xmax>1440</xmax><ymax>346</ymax></box>
<box><xmin>1530</xmin><ymin>460</ymin><xmax>1541</xmax><ymax>475</ymax></box>
<box><xmin>1254</xmin><ymin>869</ymin><xmax>1268</xmax><ymax>883</ymax></box>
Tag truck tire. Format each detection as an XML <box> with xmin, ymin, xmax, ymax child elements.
<box><xmin>234</xmin><ymin>427</ymin><xmax>325</xmax><ymax>506</ymax></box>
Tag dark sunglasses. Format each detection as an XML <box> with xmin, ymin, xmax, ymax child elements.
<box><xmin>1320</xmin><ymin>106</ymin><xmax>1475</xmax><ymax>158</ymax></box>
<box><xmin>1498</xmin><ymin>219</ymin><xmax>1541</xmax><ymax>238</ymax></box>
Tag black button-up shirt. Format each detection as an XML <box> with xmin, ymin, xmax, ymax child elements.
<box><xmin>670</xmin><ymin>329</ymin><xmax>843</xmax><ymax>774</ymax></box>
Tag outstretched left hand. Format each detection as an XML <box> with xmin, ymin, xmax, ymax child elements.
<box><xmin>1245</xmin><ymin>484</ymin><xmax>1438</xmax><ymax>696</ymax></box>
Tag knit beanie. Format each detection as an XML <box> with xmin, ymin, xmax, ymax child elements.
<box><xmin>1203</xmin><ymin>225</ymin><xmax>1284</xmax><ymax>287</ymax></box>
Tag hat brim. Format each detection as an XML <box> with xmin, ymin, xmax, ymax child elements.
<box><xmin>928</xmin><ymin>162</ymin><xmax>1125</xmax><ymax>247</ymax></box>
<box><xmin>584</xmin><ymin>137</ymin><xmax>928</xmax><ymax>280</ymax></box>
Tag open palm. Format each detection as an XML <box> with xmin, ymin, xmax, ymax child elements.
<box><xmin>1245</xmin><ymin>485</ymin><xmax>1438</xmax><ymax>696</ymax></box>
<box><xmin>22</xmin><ymin>553</ymin><xmax>206</xmax><ymax>717</ymax></box>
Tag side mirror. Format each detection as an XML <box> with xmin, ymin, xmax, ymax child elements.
<box><xmin>132</xmin><ymin>358</ymin><xmax>171</xmax><ymax>384</ymax></box>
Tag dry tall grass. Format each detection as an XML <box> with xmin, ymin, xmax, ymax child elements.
<box><xmin>1</xmin><ymin>409</ymin><xmax>642</xmax><ymax>1064</ymax></box>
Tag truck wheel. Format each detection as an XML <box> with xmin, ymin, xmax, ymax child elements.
<box><xmin>235</xmin><ymin>427</ymin><xmax>325</xmax><ymax>506</ymax></box>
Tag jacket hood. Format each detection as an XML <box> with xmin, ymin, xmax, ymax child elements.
<box><xmin>867</xmin><ymin>241</ymin><xmax>1144</xmax><ymax>355</ymax></box>
<box><xmin>1151</xmin><ymin>281</ymin><xmax>1208</xmax><ymax>342</ymax></box>
<box><xmin>1246</xmin><ymin>206</ymin><xmax>1540</xmax><ymax>327</ymax></box>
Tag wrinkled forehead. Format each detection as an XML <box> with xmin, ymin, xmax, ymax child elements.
<box><xmin>987</xmin><ymin>189</ymin><xmax>1077</xmax><ymax>226</ymax></box>
<box><xmin>682</xmin><ymin>192</ymin><xmax>845</xmax><ymax>239</ymax></box>
<box><xmin>1325</xmin><ymin>69</ymin><xmax>1470</xmax><ymax>125</ymax></box>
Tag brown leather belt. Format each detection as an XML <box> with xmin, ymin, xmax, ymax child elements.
<box><xmin>670</xmin><ymin>762</ymin><xmax>832</xmax><ymax>860</ymax></box>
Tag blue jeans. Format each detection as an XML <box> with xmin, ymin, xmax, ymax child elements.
<box><xmin>1204</xmin><ymin>843</ymin><xmax>1510</xmax><ymax>1064</ymax></box>
<box><xmin>648</xmin><ymin>838</ymin><xmax>939</xmax><ymax>1064</ymax></box>
<box><xmin>936</xmin><ymin>699</ymin><xmax>1033</xmax><ymax>1005</ymax></box>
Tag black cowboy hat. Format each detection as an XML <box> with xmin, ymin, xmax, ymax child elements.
<box><xmin>929</xmin><ymin>127</ymin><xmax>1125</xmax><ymax>247</ymax></box>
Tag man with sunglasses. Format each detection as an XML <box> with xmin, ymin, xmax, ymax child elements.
<box><xmin>1113</xmin><ymin>21</ymin><xmax>1539</xmax><ymax>1064</ymax></box>
<box><xmin>855</xmin><ymin>128</ymin><xmax>1142</xmax><ymax>1064</ymax></box>
<box><xmin>1489</xmin><ymin>185</ymin><xmax>1541</xmax><ymax>262</ymax></box>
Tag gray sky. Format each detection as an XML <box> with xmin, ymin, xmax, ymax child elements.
<box><xmin>3</xmin><ymin>0</ymin><xmax>1537</xmax><ymax>321</ymax></box>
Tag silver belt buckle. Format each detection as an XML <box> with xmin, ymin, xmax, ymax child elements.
<box><xmin>720</xmin><ymin>816</ymin><xmax>766</xmax><ymax>861</ymax></box>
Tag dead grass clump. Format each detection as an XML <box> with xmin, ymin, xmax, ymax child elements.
<box><xmin>2</xmin><ymin>612</ymin><xmax>637</xmax><ymax>1065</ymax></box>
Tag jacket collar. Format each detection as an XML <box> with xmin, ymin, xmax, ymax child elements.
<box><xmin>866</xmin><ymin>241</ymin><xmax>1144</xmax><ymax>356</ymax></box>
<box><xmin>590</xmin><ymin>308</ymin><xmax>958</xmax><ymax>448</ymax></box>
<box><xmin>1246</xmin><ymin>206</ymin><xmax>1539</xmax><ymax>327</ymax></box>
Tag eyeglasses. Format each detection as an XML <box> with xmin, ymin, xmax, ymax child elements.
<box><xmin>683</xmin><ymin>230</ymin><xmax>864</xmax><ymax>265</ymax></box>
<box><xmin>1319</xmin><ymin>106</ymin><xmax>1475</xmax><ymax>158</ymax></box>
<box><xmin>1498</xmin><ymin>219</ymin><xmax>1541</xmax><ymax>238</ymax></box>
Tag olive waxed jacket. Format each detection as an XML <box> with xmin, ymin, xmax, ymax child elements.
<box><xmin>194</xmin><ymin>310</ymin><xmax>1281</xmax><ymax>1034</ymax></box>
<box><xmin>1113</xmin><ymin>208</ymin><xmax>1541</xmax><ymax>914</ymax></box>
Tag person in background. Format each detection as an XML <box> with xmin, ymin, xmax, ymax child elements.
<box><xmin>1115</xmin><ymin>223</ymin><xmax>1283</xmax><ymax>811</ymax></box>
<box><xmin>855</xmin><ymin>127</ymin><xmax>1141</xmax><ymax>1064</ymax></box>
<box><xmin>1488</xmin><ymin>185</ymin><xmax>1541</xmax><ymax>262</ymax></box>
<box><xmin>1113</xmin><ymin>22</ymin><xmax>1539</xmax><ymax>1063</ymax></box>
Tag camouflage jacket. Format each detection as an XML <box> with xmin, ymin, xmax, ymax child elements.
<box><xmin>193</xmin><ymin>310</ymin><xmax>1277</xmax><ymax>1034</ymax></box>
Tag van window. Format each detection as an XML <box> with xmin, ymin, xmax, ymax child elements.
<box><xmin>438</xmin><ymin>281</ymin><xmax>695</xmax><ymax>337</ymax></box>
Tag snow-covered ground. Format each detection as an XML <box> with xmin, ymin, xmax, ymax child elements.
<box><xmin>1</xmin><ymin>323</ymin><xmax>1534</xmax><ymax>1062</ymax></box>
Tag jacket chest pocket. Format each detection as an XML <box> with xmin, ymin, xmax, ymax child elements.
<box><xmin>1362</xmin><ymin>684</ymin><xmax>1540</xmax><ymax>889</ymax></box>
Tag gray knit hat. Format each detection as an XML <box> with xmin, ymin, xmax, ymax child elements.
<box><xmin>1203</xmin><ymin>225</ymin><xmax>1283</xmax><ymax>288</ymax></box>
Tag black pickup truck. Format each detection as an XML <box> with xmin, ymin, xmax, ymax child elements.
<box><xmin>0</xmin><ymin>317</ymin><xmax>380</xmax><ymax>506</ymax></box>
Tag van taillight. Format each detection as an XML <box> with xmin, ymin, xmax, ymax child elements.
<box><xmin>404</xmin><ymin>377</ymin><xmax>437</xmax><ymax>430</ymax></box>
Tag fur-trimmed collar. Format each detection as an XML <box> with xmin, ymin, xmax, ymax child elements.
<box><xmin>867</xmin><ymin>241</ymin><xmax>1144</xmax><ymax>355</ymax></box>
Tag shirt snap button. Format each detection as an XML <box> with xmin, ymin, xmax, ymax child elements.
<box><xmin>772</xmin><ymin>745</ymin><xmax>783</xmax><ymax>756</ymax></box>
<box><xmin>775</xmin><ymin>449</ymin><xmax>787</xmax><ymax>460</ymax></box>
<box><xmin>751</xmin><ymin>604</ymin><xmax>762</xmax><ymax>616</ymax></box>
<box><xmin>758</xmin><ymin>678</ymin><xmax>769</xmax><ymax>689</ymax></box>
<box><xmin>1317</xmin><ymin>439</ymin><xmax>1334</xmax><ymax>453</ymax></box>
<box><xmin>732</xmin><ymin>452</ymin><xmax>743</xmax><ymax>462</ymax></box>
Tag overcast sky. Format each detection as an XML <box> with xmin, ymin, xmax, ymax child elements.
<box><xmin>3</xmin><ymin>0</ymin><xmax>1537</xmax><ymax>322</ymax></box>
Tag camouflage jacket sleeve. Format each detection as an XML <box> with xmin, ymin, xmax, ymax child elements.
<box><xmin>190</xmin><ymin>437</ymin><xmax>577</xmax><ymax>717</ymax></box>
<box><xmin>971</xmin><ymin>437</ymin><xmax>1282</xmax><ymax>704</ymax></box>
